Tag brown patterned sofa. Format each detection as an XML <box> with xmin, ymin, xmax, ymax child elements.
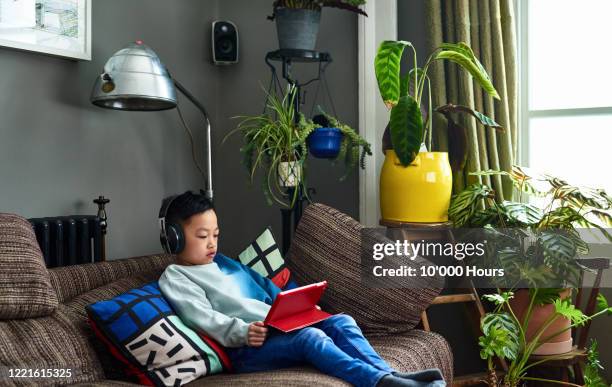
<box><xmin>0</xmin><ymin>204</ymin><xmax>453</xmax><ymax>386</ymax></box>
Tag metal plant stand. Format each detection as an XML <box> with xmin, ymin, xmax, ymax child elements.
<box><xmin>265</xmin><ymin>49</ymin><xmax>332</xmax><ymax>255</ymax></box>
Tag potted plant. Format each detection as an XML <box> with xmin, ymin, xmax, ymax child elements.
<box><xmin>478</xmin><ymin>290</ymin><xmax>612</xmax><ymax>387</ymax></box>
<box><xmin>303</xmin><ymin>110</ymin><xmax>372</xmax><ymax>180</ymax></box>
<box><xmin>225</xmin><ymin>86</ymin><xmax>311</xmax><ymax>208</ymax></box>
<box><xmin>226</xmin><ymin>86</ymin><xmax>372</xmax><ymax>207</ymax></box>
<box><xmin>374</xmin><ymin>41</ymin><xmax>503</xmax><ymax>223</ymax></box>
<box><xmin>268</xmin><ymin>0</ymin><xmax>367</xmax><ymax>51</ymax></box>
<box><xmin>449</xmin><ymin>166</ymin><xmax>612</xmax><ymax>355</ymax></box>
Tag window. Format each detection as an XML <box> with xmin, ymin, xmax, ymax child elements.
<box><xmin>519</xmin><ymin>0</ymin><xmax>612</xmax><ymax>194</ymax></box>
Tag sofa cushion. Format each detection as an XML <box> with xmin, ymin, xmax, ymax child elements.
<box><xmin>238</xmin><ymin>227</ymin><xmax>291</xmax><ymax>288</ymax></box>
<box><xmin>87</xmin><ymin>282</ymin><xmax>230</xmax><ymax>386</ymax></box>
<box><xmin>183</xmin><ymin>330</ymin><xmax>453</xmax><ymax>386</ymax></box>
<box><xmin>0</xmin><ymin>213</ymin><xmax>58</xmax><ymax>319</ymax></box>
<box><xmin>49</xmin><ymin>254</ymin><xmax>175</xmax><ymax>303</ymax></box>
<box><xmin>286</xmin><ymin>204</ymin><xmax>443</xmax><ymax>335</ymax></box>
<box><xmin>0</xmin><ymin>306</ymin><xmax>106</xmax><ymax>385</ymax></box>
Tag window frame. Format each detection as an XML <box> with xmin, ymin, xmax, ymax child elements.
<box><xmin>517</xmin><ymin>0</ymin><xmax>612</xmax><ymax>169</ymax></box>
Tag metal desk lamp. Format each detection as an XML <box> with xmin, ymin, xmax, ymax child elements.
<box><xmin>90</xmin><ymin>40</ymin><xmax>213</xmax><ymax>200</ymax></box>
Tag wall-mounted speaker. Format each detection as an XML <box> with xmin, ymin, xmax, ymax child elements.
<box><xmin>212</xmin><ymin>20</ymin><xmax>238</xmax><ymax>65</ymax></box>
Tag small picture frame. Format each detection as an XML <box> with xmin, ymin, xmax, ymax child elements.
<box><xmin>0</xmin><ymin>0</ymin><xmax>91</xmax><ymax>61</ymax></box>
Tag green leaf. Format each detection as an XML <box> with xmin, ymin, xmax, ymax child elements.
<box><xmin>584</xmin><ymin>340</ymin><xmax>608</xmax><ymax>387</ymax></box>
<box><xmin>479</xmin><ymin>313</ymin><xmax>519</xmax><ymax>361</ymax></box>
<box><xmin>435</xmin><ymin>104</ymin><xmax>503</xmax><ymax>129</ymax></box>
<box><xmin>448</xmin><ymin>184</ymin><xmax>494</xmax><ymax>227</ymax></box>
<box><xmin>483</xmin><ymin>292</ymin><xmax>514</xmax><ymax>306</ymax></box>
<box><xmin>529</xmin><ymin>288</ymin><xmax>565</xmax><ymax>306</ymax></box>
<box><xmin>399</xmin><ymin>74</ymin><xmax>410</xmax><ymax>98</ymax></box>
<box><xmin>596</xmin><ymin>294</ymin><xmax>612</xmax><ymax>316</ymax></box>
<box><xmin>375</xmin><ymin>40</ymin><xmax>411</xmax><ymax>108</ymax></box>
<box><xmin>435</xmin><ymin>47</ymin><xmax>500</xmax><ymax>100</ymax></box>
<box><xmin>540</xmin><ymin>231</ymin><xmax>578</xmax><ymax>261</ymax></box>
<box><xmin>554</xmin><ymin>298</ymin><xmax>589</xmax><ymax>326</ymax></box>
<box><xmin>501</xmin><ymin>201</ymin><xmax>544</xmax><ymax>225</ymax></box>
<box><xmin>588</xmin><ymin>209</ymin><xmax>612</xmax><ymax>227</ymax></box>
<box><xmin>389</xmin><ymin>95</ymin><xmax>423</xmax><ymax>166</ymax></box>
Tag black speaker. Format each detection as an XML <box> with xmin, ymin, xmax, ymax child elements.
<box><xmin>212</xmin><ymin>20</ymin><xmax>238</xmax><ymax>65</ymax></box>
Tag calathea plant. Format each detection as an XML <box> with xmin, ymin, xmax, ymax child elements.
<box><xmin>448</xmin><ymin>166</ymin><xmax>612</xmax><ymax>288</ymax></box>
<box><xmin>375</xmin><ymin>41</ymin><xmax>503</xmax><ymax>169</ymax></box>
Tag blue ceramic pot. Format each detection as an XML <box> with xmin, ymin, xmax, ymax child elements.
<box><xmin>307</xmin><ymin>127</ymin><xmax>342</xmax><ymax>158</ymax></box>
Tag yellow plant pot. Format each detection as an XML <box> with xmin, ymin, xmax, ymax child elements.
<box><xmin>380</xmin><ymin>150</ymin><xmax>453</xmax><ymax>223</ymax></box>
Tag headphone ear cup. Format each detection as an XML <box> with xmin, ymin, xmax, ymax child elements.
<box><xmin>166</xmin><ymin>223</ymin><xmax>185</xmax><ymax>254</ymax></box>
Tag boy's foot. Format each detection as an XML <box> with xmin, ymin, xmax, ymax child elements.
<box><xmin>391</xmin><ymin>369</ymin><xmax>446</xmax><ymax>387</ymax></box>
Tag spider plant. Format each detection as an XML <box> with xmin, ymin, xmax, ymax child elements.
<box><xmin>225</xmin><ymin>86</ymin><xmax>311</xmax><ymax>208</ymax></box>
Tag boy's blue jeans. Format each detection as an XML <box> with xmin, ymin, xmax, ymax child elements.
<box><xmin>226</xmin><ymin>314</ymin><xmax>393</xmax><ymax>387</ymax></box>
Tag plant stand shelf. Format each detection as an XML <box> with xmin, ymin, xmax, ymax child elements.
<box><xmin>265</xmin><ymin>49</ymin><xmax>333</xmax><ymax>255</ymax></box>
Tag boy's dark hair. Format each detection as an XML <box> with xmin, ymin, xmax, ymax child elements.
<box><xmin>162</xmin><ymin>190</ymin><xmax>214</xmax><ymax>225</ymax></box>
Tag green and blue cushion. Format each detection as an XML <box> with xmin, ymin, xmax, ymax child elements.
<box><xmin>86</xmin><ymin>282</ymin><xmax>230</xmax><ymax>386</ymax></box>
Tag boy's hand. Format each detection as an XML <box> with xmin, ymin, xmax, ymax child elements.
<box><xmin>247</xmin><ymin>321</ymin><xmax>268</xmax><ymax>347</ymax></box>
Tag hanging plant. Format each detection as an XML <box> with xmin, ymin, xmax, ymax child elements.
<box><xmin>302</xmin><ymin>110</ymin><xmax>372</xmax><ymax>180</ymax></box>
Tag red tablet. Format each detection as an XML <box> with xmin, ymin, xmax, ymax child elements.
<box><xmin>264</xmin><ymin>281</ymin><xmax>334</xmax><ymax>332</ymax></box>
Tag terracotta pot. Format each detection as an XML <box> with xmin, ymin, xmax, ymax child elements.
<box><xmin>509</xmin><ymin>289</ymin><xmax>573</xmax><ymax>355</ymax></box>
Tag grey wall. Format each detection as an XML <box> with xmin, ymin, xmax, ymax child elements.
<box><xmin>0</xmin><ymin>0</ymin><xmax>359</xmax><ymax>260</ymax></box>
<box><xmin>214</xmin><ymin>2</ymin><xmax>359</xmax><ymax>256</ymax></box>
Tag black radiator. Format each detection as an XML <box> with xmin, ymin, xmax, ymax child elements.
<box><xmin>28</xmin><ymin>216</ymin><xmax>104</xmax><ymax>268</ymax></box>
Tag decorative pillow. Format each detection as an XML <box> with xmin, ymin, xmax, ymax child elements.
<box><xmin>0</xmin><ymin>213</ymin><xmax>58</xmax><ymax>319</ymax></box>
<box><xmin>287</xmin><ymin>203</ymin><xmax>443</xmax><ymax>335</ymax></box>
<box><xmin>238</xmin><ymin>227</ymin><xmax>291</xmax><ymax>288</ymax></box>
<box><xmin>86</xmin><ymin>282</ymin><xmax>230</xmax><ymax>387</ymax></box>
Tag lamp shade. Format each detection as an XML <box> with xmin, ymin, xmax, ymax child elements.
<box><xmin>90</xmin><ymin>42</ymin><xmax>177</xmax><ymax>111</ymax></box>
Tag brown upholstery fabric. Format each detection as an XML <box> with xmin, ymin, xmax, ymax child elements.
<box><xmin>184</xmin><ymin>330</ymin><xmax>453</xmax><ymax>386</ymax></box>
<box><xmin>0</xmin><ymin>270</ymin><xmax>168</xmax><ymax>387</ymax></box>
<box><xmin>0</xmin><ymin>213</ymin><xmax>58</xmax><ymax>319</ymax></box>
<box><xmin>49</xmin><ymin>254</ymin><xmax>174</xmax><ymax>303</ymax></box>
<box><xmin>287</xmin><ymin>204</ymin><xmax>443</xmax><ymax>335</ymax></box>
<box><xmin>0</xmin><ymin>307</ymin><xmax>105</xmax><ymax>386</ymax></box>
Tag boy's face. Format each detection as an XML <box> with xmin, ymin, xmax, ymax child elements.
<box><xmin>177</xmin><ymin>209</ymin><xmax>219</xmax><ymax>266</ymax></box>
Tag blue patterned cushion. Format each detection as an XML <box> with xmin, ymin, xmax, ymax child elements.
<box><xmin>86</xmin><ymin>282</ymin><xmax>230</xmax><ymax>386</ymax></box>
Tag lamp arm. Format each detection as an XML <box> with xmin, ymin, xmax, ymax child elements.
<box><xmin>172</xmin><ymin>78</ymin><xmax>213</xmax><ymax>201</ymax></box>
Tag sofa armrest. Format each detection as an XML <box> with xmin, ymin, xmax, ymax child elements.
<box><xmin>48</xmin><ymin>254</ymin><xmax>174</xmax><ymax>303</ymax></box>
<box><xmin>287</xmin><ymin>204</ymin><xmax>443</xmax><ymax>335</ymax></box>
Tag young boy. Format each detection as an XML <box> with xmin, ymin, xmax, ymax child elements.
<box><xmin>158</xmin><ymin>191</ymin><xmax>445</xmax><ymax>387</ymax></box>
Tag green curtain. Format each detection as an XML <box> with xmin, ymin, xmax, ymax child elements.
<box><xmin>426</xmin><ymin>0</ymin><xmax>518</xmax><ymax>201</ymax></box>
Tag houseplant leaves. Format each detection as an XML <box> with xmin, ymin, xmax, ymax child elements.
<box><xmin>375</xmin><ymin>40</ymin><xmax>412</xmax><ymax>108</ymax></box>
<box><xmin>389</xmin><ymin>95</ymin><xmax>423</xmax><ymax>166</ymax></box>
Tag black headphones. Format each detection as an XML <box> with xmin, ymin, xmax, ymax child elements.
<box><xmin>158</xmin><ymin>194</ymin><xmax>185</xmax><ymax>254</ymax></box>
<box><xmin>159</xmin><ymin>190</ymin><xmax>212</xmax><ymax>254</ymax></box>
